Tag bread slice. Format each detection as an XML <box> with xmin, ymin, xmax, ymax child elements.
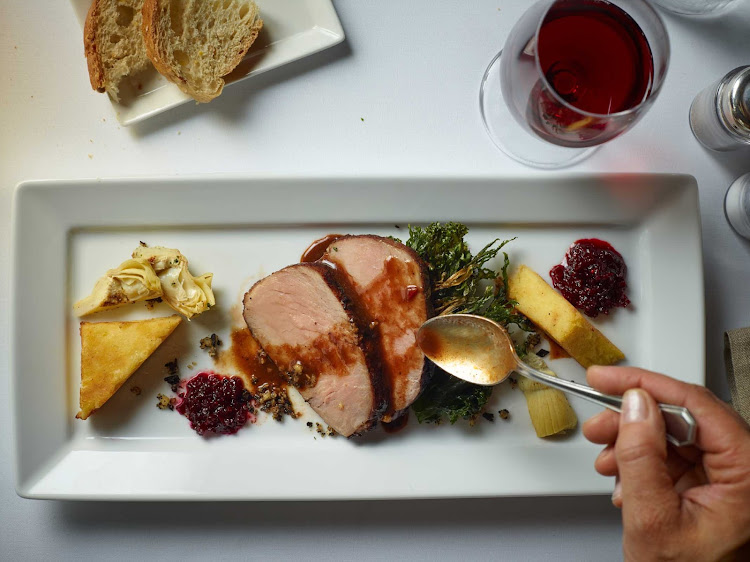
<box><xmin>508</xmin><ymin>265</ymin><xmax>625</xmax><ymax>368</ymax></box>
<box><xmin>77</xmin><ymin>315</ymin><xmax>182</xmax><ymax>420</ymax></box>
<box><xmin>84</xmin><ymin>0</ymin><xmax>153</xmax><ymax>102</ymax></box>
<box><xmin>141</xmin><ymin>0</ymin><xmax>263</xmax><ymax>102</ymax></box>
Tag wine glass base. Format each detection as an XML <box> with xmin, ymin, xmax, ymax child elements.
<box><xmin>479</xmin><ymin>50</ymin><xmax>598</xmax><ymax>169</ymax></box>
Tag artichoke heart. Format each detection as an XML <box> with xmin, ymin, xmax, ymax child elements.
<box><xmin>132</xmin><ymin>246</ymin><xmax>215</xmax><ymax>319</ymax></box>
<box><xmin>74</xmin><ymin>258</ymin><xmax>163</xmax><ymax>317</ymax></box>
<box><xmin>518</xmin><ymin>353</ymin><xmax>578</xmax><ymax>438</ymax></box>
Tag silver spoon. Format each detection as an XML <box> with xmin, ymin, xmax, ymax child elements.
<box><xmin>417</xmin><ymin>314</ymin><xmax>696</xmax><ymax>447</ymax></box>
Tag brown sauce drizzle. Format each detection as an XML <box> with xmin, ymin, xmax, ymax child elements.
<box><xmin>362</xmin><ymin>257</ymin><xmax>424</xmax><ymax>412</ymax></box>
<box><xmin>265</xmin><ymin>326</ymin><xmax>362</xmax><ymax>389</ymax></box>
<box><xmin>301</xmin><ymin>234</ymin><xmax>343</xmax><ymax>263</ymax></box>
<box><xmin>415</xmin><ymin>325</ymin><xmax>442</xmax><ymax>361</ymax></box>
<box><xmin>545</xmin><ymin>335</ymin><xmax>570</xmax><ymax>359</ymax></box>
<box><xmin>223</xmin><ymin>328</ymin><xmax>298</xmax><ymax>421</ymax></box>
<box><xmin>227</xmin><ymin>328</ymin><xmax>288</xmax><ymax>390</ymax></box>
<box><xmin>382</xmin><ymin>410</ymin><xmax>410</xmax><ymax>433</ymax></box>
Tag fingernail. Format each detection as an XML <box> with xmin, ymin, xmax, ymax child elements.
<box><xmin>612</xmin><ymin>478</ymin><xmax>622</xmax><ymax>505</ymax></box>
<box><xmin>622</xmin><ymin>389</ymin><xmax>647</xmax><ymax>423</ymax></box>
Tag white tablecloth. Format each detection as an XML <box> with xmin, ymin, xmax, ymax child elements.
<box><xmin>2</xmin><ymin>1</ymin><xmax>749</xmax><ymax>559</ymax></box>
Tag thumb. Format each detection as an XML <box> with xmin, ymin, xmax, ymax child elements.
<box><xmin>615</xmin><ymin>389</ymin><xmax>679</xmax><ymax>514</ymax></box>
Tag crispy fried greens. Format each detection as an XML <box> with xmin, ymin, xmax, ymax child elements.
<box><xmin>404</xmin><ymin>222</ymin><xmax>535</xmax><ymax>424</ymax></box>
<box><xmin>411</xmin><ymin>369</ymin><xmax>492</xmax><ymax>424</ymax></box>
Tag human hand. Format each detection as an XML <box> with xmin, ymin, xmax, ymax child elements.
<box><xmin>583</xmin><ymin>366</ymin><xmax>750</xmax><ymax>562</ymax></box>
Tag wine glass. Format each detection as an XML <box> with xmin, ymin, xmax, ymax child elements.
<box><xmin>479</xmin><ymin>0</ymin><xmax>670</xmax><ymax>169</ymax></box>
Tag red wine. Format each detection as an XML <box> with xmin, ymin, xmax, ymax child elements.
<box><xmin>537</xmin><ymin>0</ymin><xmax>654</xmax><ymax>115</ymax></box>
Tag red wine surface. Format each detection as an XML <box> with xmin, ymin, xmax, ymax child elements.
<box><xmin>538</xmin><ymin>0</ymin><xmax>654</xmax><ymax>115</ymax></box>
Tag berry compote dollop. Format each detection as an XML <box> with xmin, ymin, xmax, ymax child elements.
<box><xmin>549</xmin><ymin>238</ymin><xmax>630</xmax><ymax>318</ymax></box>
<box><xmin>176</xmin><ymin>372</ymin><xmax>253</xmax><ymax>436</ymax></box>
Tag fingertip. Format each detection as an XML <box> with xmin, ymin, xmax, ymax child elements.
<box><xmin>621</xmin><ymin>388</ymin><xmax>659</xmax><ymax>427</ymax></box>
<box><xmin>585</xmin><ymin>365</ymin><xmax>610</xmax><ymax>386</ymax></box>
<box><xmin>583</xmin><ymin>409</ymin><xmax>620</xmax><ymax>445</ymax></box>
<box><xmin>594</xmin><ymin>446</ymin><xmax>618</xmax><ymax>476</ymax></box>
<box><xmin>582</xmin><ymin>410</ymin><xmax>604</xmax><ymax>436</ymax></box>
<box><xmin>611</xmin><ymin>477</ymin><xmax>622</xmax><ymax>508</ymax></box>
<box><xmin>586</xmin><ymin>365</ymin><xmax>628</xmax><ymax>391</ymax></box>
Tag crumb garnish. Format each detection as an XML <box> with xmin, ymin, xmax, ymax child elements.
<box><xmin>254</xmin><ymin>382</ymin><xmax>296</xmax><ymax>421</ymax></box>
<box><xmin>164</xmin><ymin>374</ymin><xmax>181</xmax><ymax>392</ymax></box>
<box><xmin>144</xmin><ymin>296</ymin><xmax>163</xmax><ymax>310</ymax></box>
<box><xmin>280</xmin><ymin>361</ymin><xmax>319</xmax><ymax>390</ymax></box>
<box><xmin>156</xmin><ymin>393</ymin><xmax>173</xmax><ymax>410</ymax></box>
<box><xmin>130</xmin><ymin>386</ymin><xmax>141</xmax><ymax>396</ymax></box>
<box><xmin>165</xmin><ymin>359</ymin><xmax>179</xmax><ymax>375</ymax></box>
<box><xmin>499</xmin><ymin>409</ymin><xmax>510</xmax><ymax>420</ymax></box>
<box><xmin>199</xmin><ymin>333</ymin><xmax>222</xmax><ymax>358</ymax></box>
<box><xmin>525</xmin><ymin>332</ymin><xmax>541</xmax><ymax>350</ymax></box>
<box><xmin>482</xmin><ymin>412</ymin><xmax>495</xmax><ymax>422</ymax></box>
<box><xmin>163</xmin><ymin>359</ymin><xmax>181</xmax><ymax>392</ymax></box>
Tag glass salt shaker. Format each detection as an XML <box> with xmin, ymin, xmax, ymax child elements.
<box><xmin>689</xmin><ymin>66</ymin><xmax>750</xmax><ymax>151</ymax></box>
<box><xmin>725</xmin><ymin>173</ymin><xmax>750</xmax><ymax>239</ymax></box>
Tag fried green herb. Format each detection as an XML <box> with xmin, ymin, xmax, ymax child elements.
<box><xmin>411</xmin><ymin>369</ymin><xmax>493</xmax><ymax>424</ymax></box>
<box><xmin>405</xmin><ymin>222</ymin><xmax>536</xmax><ymax>424</ymax></box>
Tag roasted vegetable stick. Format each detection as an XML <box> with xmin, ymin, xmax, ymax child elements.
<box><xmin>518</xmin><ymin>354</ymin><xmax>577</xmax><ymax>437</ymax></box>
<box><xmin>508</xmin><ymin>265</ymin><xmax>624</xmax><ymax>368</ymax></box>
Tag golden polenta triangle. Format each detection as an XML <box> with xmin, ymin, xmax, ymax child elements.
<box><xmin>77</xmin><ymin>315</ymin><xmax>182</xmax><ymax>420</ymax></box>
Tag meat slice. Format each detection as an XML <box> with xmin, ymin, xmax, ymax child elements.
<box><xmin>242</xmin><ymin>263</ymin><xmax>384</xmax><ymax>437</ymax></box>
<box><xmin>323</xmin><ymin>235</ymin><xmax>432</xmax><ymax>421</ymax></box>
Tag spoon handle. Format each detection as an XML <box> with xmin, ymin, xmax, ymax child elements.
<box><xmin>513</xmin><ymin>362</ymin><xmax>697</xmax><ymax>447</ymax></box>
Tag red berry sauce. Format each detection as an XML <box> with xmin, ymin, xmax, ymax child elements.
<box><xmin>549</xmin><ymin>238</ymin><xmax>630</xmax><ymax>317</ymax></box>
<box><xmin>176</xmin><ymin>372</ymin><xmax>254</xmax><ymax>436</ymax></box>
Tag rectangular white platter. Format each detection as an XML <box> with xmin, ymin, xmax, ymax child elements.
<box><xmin>70</xmin><ymin>0</ymin><xmax>345</xmax><ymax>125</ymax></box>
<box><xmin>11</xmin><ymin>175</ymin><xmax>704</xmax><ymax>500</ymax></box>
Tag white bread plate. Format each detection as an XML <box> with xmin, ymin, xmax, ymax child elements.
<box><xmin>71</xmin><ymin>0</ymin><xmax>345</xmax><ymax>125</ymax></box>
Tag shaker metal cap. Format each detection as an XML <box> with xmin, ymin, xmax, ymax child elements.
<box><xmin>720</xmin><ymin>66</ymin><xmax>750</xmax><ymax>139</ymax></box>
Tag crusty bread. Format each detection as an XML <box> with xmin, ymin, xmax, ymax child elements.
<box><xmin>84</xmin><ymin>0</ymin><xmax>153</xmax><ymax>102</ymax></box>
<box><xmin>141</xmin><ymin>0</ymin><xmax>263</xmax><ymax>102</ymax></box>
<box><xmin>77</xmin><ymin>315</ymin><xmax>182</xmax><ymax>420</ymax></box>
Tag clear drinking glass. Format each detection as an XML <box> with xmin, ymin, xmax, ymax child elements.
<box><xmin>479</xmin><ymin>0</ymin><xmax>670</xmax><ymax>169</ymax></box>
<box><xmin>650</xmin><ymin>0</ymin><xmax>740</xmax><ymax>16</ymax></box>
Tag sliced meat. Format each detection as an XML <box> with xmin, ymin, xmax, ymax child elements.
<box><xmin>323</xmin><ymin>235</ymin><xmax>432</xmax><ymax>421</ymax></box>
<box><xmin>242</xmin><ymin>263</ymin><xmax>385</xmax><ymax>437</ymax></box>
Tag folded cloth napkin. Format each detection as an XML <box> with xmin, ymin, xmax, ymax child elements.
<box><xmin>724</xmin><ymin>328</ymin><xmax>750</xmax><ymax>424</ymax></box>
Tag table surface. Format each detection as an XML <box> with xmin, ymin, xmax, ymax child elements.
<box><xmin>2</xmin><ymin>1</ymin><xmax>749</xmax><ymax>559</ymax></box>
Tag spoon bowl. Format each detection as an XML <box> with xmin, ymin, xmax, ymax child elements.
<box><xmin>417</xmin><ymin>314</ymin><xmax>517</xmax><ymax>385</ymax></box>
<box><xmin>417</xmin><ymin>314</ymin><xmax>697</xmax><ymax>447</ymax></box>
